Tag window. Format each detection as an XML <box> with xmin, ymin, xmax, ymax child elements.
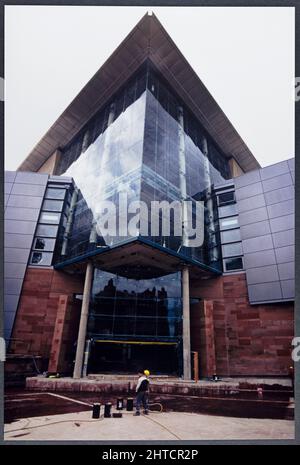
<box><xmin>36</xmin><ymin>224</ymin><xmax>58</xmax><ymax>238</ymax></box>
<box><xmin>33</xmin><ymin>237</ymin><xmax>56</xmax><ymax>252</ymax></box>
<box><xmin>217</xmin><ymin>191</ymin><xmax>235</xmax><ymax>206</ymax></box>
<box><xmin>221</xmin><ymin>229</ymin><xmax>241</xmax><ymax>243</ymax></box>
<box><xmin>222</xmin><ymin>242</ymin><xmax>243</xmax><ymax>258</ymax></box>
<box><xmin>219</xmin><ymin>216</ymin><xmax>239</xmax><ymax>230</ymax></box>
<box><xmin>39</xmin><ymin>211</ymin><xmax>60</xmax><ymax>224</ymax></box>
<box><xmin>218</xmin><ymin>204</ymin><xmax>237</xmax><ymax>218</ymax></box>
<box><xmin>30</xmin><ymin>251</ymin><xmax>53</xmax><ymax>266</ymax></box>
<box><xmin>42</xmin><ymin>199</ymin><xmax>64</xmax><ymax>212</ymax></box>
<box><xmin>223</xmin><ymin>257</ymin><xmax>243</xmax><ymax>271</ymax></box>
<box><xmin>45</xmin><ymin>187</ymin><xmax>66</xmax><ymax>200</ymax></box>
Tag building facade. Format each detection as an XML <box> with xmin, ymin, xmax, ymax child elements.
<box><xmin>4</xmin><ymin>13</ymin><xmax>294</xmax><ymax>379</ymax></box>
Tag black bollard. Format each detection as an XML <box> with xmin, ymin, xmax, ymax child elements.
<box><xmin>92</xmin><ymin>403</ymin><xmax>101</xmax><ymax>419</ymax></box>
<box><xmin>104</xmin><ymin>402</ymin><xmax>112</xmax><ymax>418</ymax></box>
<box><xmin>126</xmin><ymin>398</ymin><xmax>134</xmax><ymax>411</ymax></box>
<box><xmin>116</xmin><ymin>398</ymin><xmax>124</xmax><ymax>410</ymax></box>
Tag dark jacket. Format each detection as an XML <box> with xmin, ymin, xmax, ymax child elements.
<box><xmin>136</xmin><ymin>375</ymin><xmax>149</xmax><ymax>393</ymax></box>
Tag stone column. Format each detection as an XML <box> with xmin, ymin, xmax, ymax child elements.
<box><xmin>182</xmin><ymin>266</ymin><xmax>191</xmax><ymax>379</ymax></box>
<box><xmin>73</xmin><ymin>261</ymin><xmax>93</xmax><ymax>379</ymax></box>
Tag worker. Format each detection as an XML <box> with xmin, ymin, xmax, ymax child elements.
<box><xmin>134</xmin><ymin>369</ymin><xmax>150</xmax><ymax>416</ymax></box>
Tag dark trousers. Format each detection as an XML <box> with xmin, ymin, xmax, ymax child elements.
<box><xmin>136</xmin><ymin>391</ymin><xmax>149</xmax><ymax>412</ymax></box>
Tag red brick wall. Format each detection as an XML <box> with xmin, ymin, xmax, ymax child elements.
<box><xmin>191</xmin><ymin>300</ymin><xmax>216</xmax><ymax>378</ymax></box>
<box><xmin>48</xmin><ymin>294</ymin><xmax>81</xmax><ymax>374</ymax></box>
<box><xmin>190</xmin><ymin>273</ymin><xmax>294</xmax><ymax>376</ymax></box>
<box><xmin>9</xmin><ymin>268</ymin><xmax>84</xmax><ymax>365</ymax></box>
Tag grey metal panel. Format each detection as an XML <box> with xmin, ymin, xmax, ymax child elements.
<box><xmin>5</xmin><ymin>182</ymin><xmax>13</xmax><ymax>194</ymax></box>
<box><xmin>235</xmin><ymin>194</ymin><xmax>266</xmax><ymax>213</ymax></box>
<box><xmin>5</xmin><ymin>278</ymin><xmax>24</xmax><ymax>295</ymax></box>
<box><xmin>259</xmin><ymin>160</ymin><xmax>289</xmax><ymax>180</ymax></box>
<box><xmin>272</xmin><ymin>229</ymin><xmax>294</xmax><ymax>248</ymax></box>
<box><xmin>5</xmin><ymin>171</ymin><xmax>16</xmax><ymax>183</ymax></box>
<box><xmin>275</xmin><ymin>245</ymin><xmax>294</xmax><ymax>264</ymax></box>
<box><xmin>267</xmin><ymin>200</ymin><xmax>294</xmax><ymax>219</ymax></box>
<box><xmin>4</xmin><ymin>247</ymin><xmax>30</xmax><ymax>264</ymax></box>
<box><xmin>241</xmin><ymin>234</ymin><xmax>273</xmax><ymax>254</ymax></box>
<box><xmin>278</xmin><ymin>262</ymin><xmax>294</xmax><ymax>280</ymax></box>
<box><xmin>270</xmin><ymin>214</ymin><xmax>294</xmax><ymax>233</ymax></box>
<box><xmin>243</xmin><ymin>249</ymin><xmax>276</xmax><ymax>269</ymax></box>
<box><xmin>5</xmin><ymin>206</ymin><xmax>40</xmax><ymax>222</ymax></box>
<box><xmin>11</xmin><ymin>183</ymin><xmax>46</xmax><ymax>197</ymax></box>
<box><xmin>238</xmin><ymin>207</ymin><xmax>268</xmax><ymax>226</ymax></box>
<box><xmin>291</xmin><ymin>171</ymin><xmax>295</xmax><ymax>184</ymax></box>
<box><xmin>246</xmin><ymin>265</ymin><xmax>279</xmax><ymax>285</ymax></box>
<box><xmin>8</xmin><ymin>194</ymin><xmax>44</xmax><ymax>209</ymax></box>
<box><xmin>240</xmin><ymin>220</ymin><xmax>271</xmax><ymax>240</ymax></box>
<box><xmin>234</xmin><ymin>169</ymin><xmax>260</xmax><ymax>188</ymax></box>
<box><xmin>4</xmin><ymin>329</ymin><xmax>12</xmax><ymax>342</ymax></box>
<box><xmin>264</xmin><ymin>185</ymin><xmax>294</xmax><ymax>205</ymax></box>
<box><xmin>5</xmin><ymin>194</ymin><xmax>9</xmax><ymax>206</ymax></box>
<box><xmin>4</xmin><ymin>262</ymin><xmax>27</xmax><ymax>279</ymax></box>
<box><xmin>235</xmin><ymin>182</ymin><xmax>263</xmax><ymax>201</ymax></box>
<box><xmin>248</xmin><ymin>282</ymin><xmax>282</xmax><ymax>302</ymax></box>
<box><xmin>4</xmin><ymin>311</ymin><xmax>18</xmax><ymax>332</ymax></box>
<box><xmin>15</xmin><ymin>171</ymin><xmax>48</xmax><ymax>185</ymax></box>
<box><xmin>281</xmin><ymin>279</ymin><xmax>294</xmax><ymax>299</ymax></box>
<box><xmin>4</xmin><ymin>294</ymin><xmax>20</xmax><ymax>314</ymax></box>
<box><xmin>5</xmin><ymin>219</ymin><xmax>37</xmax><ymax>235</ymax></box>
<box><xmin>262</xmin><ymin>173</ymin><xmax>293</xmax><ymax>193</ymax></box>
<box><xmin>5</xmin><ymin>233</ymin><xmax>33</xmax><ymax>249</ymax></box>
<box><xmin>287</xmin><ymin>158</ymin><xmax>295</xmax><ymax>171</ymax></box>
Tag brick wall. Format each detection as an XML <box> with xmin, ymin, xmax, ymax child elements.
<box><xmin>9</xmin><ymin>268</ymin><xmax>84</xmax><ymax>367</ymax></box>
<box><xmin>191</xmin><ymin>300</ymin><xmax>216</xmax><ymax>378</ymax></box>
<box><xmin>190</xmin><ymin>273</ymin><xmax>294</xmax><ymax>376</ymax></box>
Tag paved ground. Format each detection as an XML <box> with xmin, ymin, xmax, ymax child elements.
<box><xmin>4</xmin><ymin>410</ymin><xmax>294</xmax><ymax>441</ymax></box>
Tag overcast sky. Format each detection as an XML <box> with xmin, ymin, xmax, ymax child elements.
<box><xmin>5</xmin><ymin>5</ymin><xmax>294</xmax><ymax>170</ymax></box>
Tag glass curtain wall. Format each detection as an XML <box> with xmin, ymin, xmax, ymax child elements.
<box><xmin>54</xmin><ymin>61</ymin><xmax>231</xmax><ymax>273</ymax></box>
<box><xmin>87</xmin><ymin>270</ymin><xmax>183</xmax><ymax>374</ymax></box>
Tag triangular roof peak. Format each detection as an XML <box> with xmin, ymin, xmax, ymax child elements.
<box><xmin>19</xmin><ymin>12</ymin><xmax>260</xmax><ymax>172</ymax></box>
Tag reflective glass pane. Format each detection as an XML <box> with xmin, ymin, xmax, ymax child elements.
<box><xmin>39</xmin><ymin>211</ymin><xmax>60</xmax><ymax>224</ymax></box>
<box><xmin>218</xmin><ymin>191</ymin><xmax>235</xmax><ymax>206</ymax></box>
<box><xmin>222</xmin><ymin>242</ymin><xmax>243</xmax><ymax>257</ymax></box>
<box><xmin>218</xmin><ymin>204</ymin><xmax>237</xmax><ymax>218</ymax></box>
<box><xmin>219</xmin><ymin>216</ymin><xmax>239</xmax><ymax>230</ymax></box>
<box><xmin>45</xmin><ymin>188</ymin><xmax>66</xmax><ymax>200</ymax></box>
<box><xmin>221</xmin><ymin>229</ymin><xmax>241</xmax><ymax>243</ymax></box>
<box><xmin>36</xmin><ymin>224</ymin><xmax>58</xmax><ymax>237</ymax></box>
<box><xmin>42</xmin><ymin>199</ymin><xmax>64</xmax><ymax>212</ymax></box>
<box><xmin>33</xmin><ymin>237</ymin><xmax>56</xmax><ymax>251</ymax></box>
<box><xmin>30</xmin><ymin>251</ymin><xmax>53</xmax><ymax>266</ymax></box>
<box><xmin>224</xmin><ymin>256</ymin><xmax>243</xmax><ymax>271</ymax></box>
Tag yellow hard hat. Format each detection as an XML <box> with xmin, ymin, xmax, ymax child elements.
<box><xmin>144</xmin><ymin>369</ymin><xmax>150</xmax><ymax>376</ymax></box>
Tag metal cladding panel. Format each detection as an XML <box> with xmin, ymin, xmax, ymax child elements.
<box><xmin>234</xmin><ymin>158</ymin><xmax>295</xmax><ymax>304</ymax></box>
<box><xmin>4</xmin><ymin>170</ymin><xmax>49</xmax><ymax>342</ymax></box>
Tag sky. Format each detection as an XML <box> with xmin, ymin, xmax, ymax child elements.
<box><xmin>5</xmin><ymin>5</ymin><xmax>295</xmax><ymax>170</ymax></box>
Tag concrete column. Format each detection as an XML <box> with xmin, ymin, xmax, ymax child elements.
<box><xmin>177</xmin><ymin>106</ymin><xmax>189</xmax><ymax>249</ymax></box>
<box><xmin>182</xmin><ymin>266</ymin><xmax>191</xmax><ymax>380</ymax></box>
<box><xmin>73</xmin><ymin>261</ymin><xmax>93</xmax><ymax>379</ymax></box>
<box><xmin>202</xmin><ymin>136</ymin><xmax>218</xmax><ymax>263</ymax></box>
<box><xmin>82</xmin><ymin>339</ymin><xmax>91</xmax><ymax>378</ymax></box>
